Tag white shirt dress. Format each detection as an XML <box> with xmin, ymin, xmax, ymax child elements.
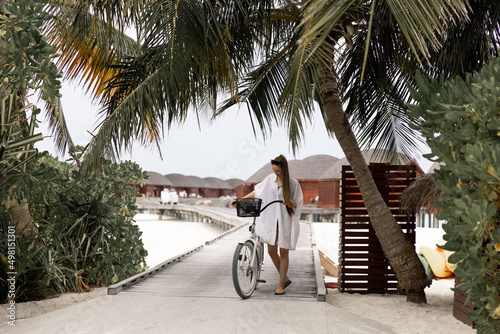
<box><xmin>254</xmin><ymin>174</ymin><xmax>303</xmax><ymax>250</ymax></box>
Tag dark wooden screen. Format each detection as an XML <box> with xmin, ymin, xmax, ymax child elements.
<box><xmin>339</xmin><ymin>163</ymin><xmax>417</xmax><ymax>293</ymax></box>
<box><xmin>453</xmin><ymin>277</ymin><xmax>474</xmax><ymax>327</ymax></box>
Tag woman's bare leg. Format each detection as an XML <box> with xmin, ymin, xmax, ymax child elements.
<box><xmin>267</xmin><ymin>229</ymin><xmax>282</xmax><ymax>278</ymax></box>
<box><xmin>268</xmin><ymin>225</ymin><xmax>290</xmax><ymax>294</ymax></box>
<box><xmin>268</xmin><ymin>243</ymin><xmax>281</xmax><ymax>274</ymax></box>
<box><xmin>275</xmin><ymin>248</ymin><xmax>289</xmax><ymax>294</ymax></box>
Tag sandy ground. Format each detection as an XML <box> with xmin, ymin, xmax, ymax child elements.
<box><xmin>314</xmin><ymin>223</ymin><xmax>474</xmax><ymax>334</ymax></box>
<box><xmin>326</xmin><ymin>278</ymin><xmax>474</xmax><ymax>334</ymax></box>
<box><xmin>1</xmin><ymin>219</ymin><xmax>475</xmax><ymax>333</ymax></box>
<box><xmin>1</xmin><ymin>287</ymin><xmax>108</xmax><ymax>327</ymax></box>
<box><xmin>1</xmin><ymin>279</ymin><xmax>474</xmax><ymax>333</ymax></box>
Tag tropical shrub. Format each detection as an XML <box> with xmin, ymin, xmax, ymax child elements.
<box><xmin>1</xmin><ymin>0</ymin><xmax>149</xmax><ymax>302</ymax></box>
<box><xmin>409</xmin><ymin>58</ymin><xmax>500</xmax><ymax>333</ymax></box>
<box><xmin>0</xmin><ymin>214</ymin><xmax>49</xmax><ymax>302</ymax></box>
<box><xmin>0</xmin><ymin>0</ymin><xmax>61</xmax><ymax>198</ymax></box>
<box><xmin>1</xmin><ymin>0</ymin><xmax>62</xmax><ymax>302</ymax></box>
<box><xmin>0</xmin><ymin>0</ymin><xmax>62</xmax><ymax>102</ymax></box>
<box><xmin>13</xmin><ymin>150</ymin><xmax>149</xmax><ymax>295</ymax></box>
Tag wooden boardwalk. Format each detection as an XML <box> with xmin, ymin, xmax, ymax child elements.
<box><xmin>121</xmin><ymin>211</ymin><xmax>319</xmax><ymax>301</ymax></box>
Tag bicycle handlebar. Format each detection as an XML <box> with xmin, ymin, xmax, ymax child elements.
<box><xmin>259</xmin><ymin>200</ymin><xmax>283</xmax><ymax>212</ymax></box>
<box><xmin>231</xmin><ymin>198</ymin><xmax>283</xmax><ymax>217</ymax></box>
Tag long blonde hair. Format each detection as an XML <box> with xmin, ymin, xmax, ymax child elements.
<box><xmin>272</xmin><ymin>155</ymin><xmax>294</xmax><ymax>217</ymax></box>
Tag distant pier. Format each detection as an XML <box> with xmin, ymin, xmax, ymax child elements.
<box><xmin>135</xmin><ymin>196</ymin><xmax>341</xmax><ymax>223</ymax></box>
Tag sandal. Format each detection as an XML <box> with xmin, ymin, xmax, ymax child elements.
<box><xmin>275</xmin><ymin>280</ymin><xmax>292</xmax><ymax>291</ymax></box>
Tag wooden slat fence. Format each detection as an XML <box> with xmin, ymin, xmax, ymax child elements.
<box><xmin>339</xmin><ymin>163</ymin><xmax>417</xmax><ymax>293</ymax></box>
<box><xmin>453</xmin><ymin>276</ymin><xmax>475</xmax><ymax>327</ymax></box>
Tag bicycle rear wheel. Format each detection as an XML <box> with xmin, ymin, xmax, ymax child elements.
<box><xmin>232</xmin><ymin>240</ymin><xmax>259</xmax><ymax>299</ymax></box>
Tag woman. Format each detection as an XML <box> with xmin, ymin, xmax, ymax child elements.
<box><xmin>236</xmin><ymin>154</ymin><xmax>303</xmax><ymax>295</ymax></box>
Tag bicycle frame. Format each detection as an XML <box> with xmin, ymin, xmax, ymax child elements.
<box><xmin>232</xmin><ymin>199</ymin><xmax>282</xmax><ymax>298</ymax></box>
<box><xmin>247</xmin><ymin>217</ymin><xmax>264</xmax><ymax>280</ymax></box>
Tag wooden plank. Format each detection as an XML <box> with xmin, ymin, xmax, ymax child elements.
<box><xmin>341</xmin><ymin>268</ymin><xmax>395</xmax><ymax>275</ymax></box>
<box><xmin>342</xmin><ymin>209</ymin><xmax>369</xmax><ymax>215</ymax></box>
<box><xmin>453</xmin><ymin>300</ymin><xmax>474</xmax><ymax>327</ymax></box>
<box><xmin>339</xmin><ymin>239</ymin><xmax>380</xmax><ymax>245</ymax></box>
<box><xmin>341</xmin><ymin>186</ymin><xmax>408</xmax><ymax>195</ymax></box>
<box><xmin>342</xmin><ymin>216</ymin><xmax>414</xmax><ymax>223</ymax></box>
<box><xmin>341</xmin><ymin>231</ymin><xmax>378</xmax><ymax>237</ymax></box>
<box><xmin>370</xmin><ymin>171</ymin><xmax>416</xmax><ymax>179</ymax></box>
<box><xmin>340</xmin><ymin>270</ymin><xmax>394</xmax><ymax>276</ymax></box>
<box><xmin>454</xmin><ymin>291</ymin><xmax>474</xmax><ymax>308</ymax></box>
<box><xmin>340</xmin><ymin>245</ymin><xmax>384</xmax><ymax>252</ymax></box>
<box><xmin>340</xmin><ymin>259</ymin><xmax>391</xmax><ymax>266</ymax></box>
<box><xmin>341</xmin><ymin>253</ymin><xmax>387</xmax><ymax>259</ymax></box>
<box><xmin>342</xmin><ymin>179</ymin><xmax>416</xmax><ymax>186</ymax></box>
<box><xmin>454</xmin><ymin>297</ymin><xmax>473</xmax><ymax>310</ymax></box>
<box><xmin>343</xmin><ymin>194</ymin><xmax>406</xmax><ymax>202</ymax></box>
<box><xmin>313</xmin><ymin>245</ymin><xmax>327</xmax><ymax>301</ymax></box>
<box><xmin>318</xmin><ymin>249</ymin><xmax>339</xmax><ymax>277</ymax></box>
<box><xmin>339</xmin><ymin>223</ymin><xmax>371</xmax><ymax>229</ymax></box>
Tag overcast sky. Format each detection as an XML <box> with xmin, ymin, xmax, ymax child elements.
<box><xmin>35</xmin><ymin>82</ymin><xmax>433</xmax><ymax>181</ymax></box>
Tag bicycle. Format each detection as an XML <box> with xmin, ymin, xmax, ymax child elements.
<box><xmin>231</xmin><ymin>198</ymin><xmax>282</xmax><ymax>299</ymax></box>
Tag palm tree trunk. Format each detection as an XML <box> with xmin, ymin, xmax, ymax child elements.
<box><xmin>9</xmin><ymin>201</ymin><xmax>38</xmax><ymax>237</ymax></box>
<box><xmin>0</xmin><ymin>1</ymin><xmax>7</xmax><ymax>13</ymax></box>
<box><xmin>319</xmin><ymin>64</ymin><xmax>430</xmax><ymax>303</ymax></box>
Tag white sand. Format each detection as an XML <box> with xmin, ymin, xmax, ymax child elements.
<box><xmin>325</xmin><ymin>280</ymin><xmax>474</xmax><ymax>334</ymax></box>
<box><xmin>1</xmin><ymin>220</ymin><xmax>475</xmax><ymax>333</ymax></box>
<box><xmin>314</xmin><ymin>222</ymin><xmax>474</xmax><ymax>334</ymax></box>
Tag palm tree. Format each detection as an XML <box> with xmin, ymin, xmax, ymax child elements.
<box><xmin>33</xmin><ymin>0</ymin><xmax>499</xmax><ymax>303</ymax></box>
<box><xmin>293</xmin><ymin>1</ymin><xmax>499</xmax><ymax>303</ymax></box>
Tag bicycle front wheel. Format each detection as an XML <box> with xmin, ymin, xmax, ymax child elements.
<box><xmin>232</xmin><ymin>240</ymin><xmax>259</xmax><ymax>299</ymax></box>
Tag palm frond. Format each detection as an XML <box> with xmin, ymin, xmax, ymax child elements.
<box><xmin>43</xmin><ymin>5</ymin><xmax>142</xmax><ymax>100</ymax></box>
<box><xmin>301</xmin><ymin>0</ymin><xmax>468</xmax><ymax>73</ymax></box>
<box><xmin>218</xmin><ymin>46</ymin><xmax>290</xmax><ymax>137</ymax></box>
<box><xmin>81</xmin><ymin>0</ymin><xmax>271</xmax><ymax>169</ymax></box>
<box><xmin>280</xmin><ymin>36</ymin><xmax>321</xmax><ymax>151</ymax></box>
<box><xmin>217</xmin><ymin>5</ymin><xmax>318</xmax><ymax>151</ymax></box>
<box><xmin>338</xmin><ymin>5</ymin><xmax>423</xmax><ymax>162</ymax></box>
<box><xmin>426</xmin><ymin>0</ymin><xmax>500</xmax><ymax>78</ymax></box>
<box><xmin>83</xmin><ymin>55</ymin><xmax>167</xmax><ymax>168</ymax></box>
<box><xmin>45</xmin><ymin>0</ymin><xmax>145</xmax><ymax>36</ymax></box>
<box><xmin>42</xmin><ymin>97</ymin><xmax>75</xmax><ymax>155</ymax></box>
<box><xmin>385</xmin><ymin>0</ymin><xmax>469</xmax><ymax>62</ymax></box>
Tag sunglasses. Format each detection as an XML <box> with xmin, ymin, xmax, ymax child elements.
<box><xmin>271</xmin><ymin>159</ymin><xmax>281</xmax><ymax>166</ymax></box>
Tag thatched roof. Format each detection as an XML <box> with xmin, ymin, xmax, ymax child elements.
<box><xmin>144</xmin><ymin>172</ymin><xmax>172</xmax><ymax>186</ymax></box>
<box><xmin>400</xmin><ymin>173</ymin><xmax>442</xmax><ymax>214</ymax></box>
<box><xmin>319</xmin><ymin>149</ymin><xmax>413</xmax><ymax>180</ymax></box>
<box><xmin>165</xmin><ymin>173</ymin><xmax>209</xmax><ymax>188</ymax></box>
<box><xmin>294</xmin><ymin>154</ymin><xmax>339</xmax><ymax>179</ymax></box>
<box><xmin>246</xmin><ymin>154</ymin><xmax>339</xmax><ymax>183</ymax></box>
<box><xmin>160</xmin><ymin>173</ymin><xmax>241</xmax><ymax>190</ymax></box>
<box><xmin>225</xmin><ymin>178</ymin><xmax>245</xmax><ymax>188</ymax></box>
<box><xmin>203</xmin><ymin>177</ymin><xmax>232</xmax><ymax>189</ymax></box>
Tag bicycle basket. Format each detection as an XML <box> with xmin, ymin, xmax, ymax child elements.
<box><xmin>236</xmin><ymin>198</ymin><xmax>262</xmax><ymax>217</ymax></box>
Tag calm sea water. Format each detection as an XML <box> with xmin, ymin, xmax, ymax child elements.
<box><xmin>135</xmin><ymin>217</ymin><xmax>225</xmax><ymax>268</ymax></box>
